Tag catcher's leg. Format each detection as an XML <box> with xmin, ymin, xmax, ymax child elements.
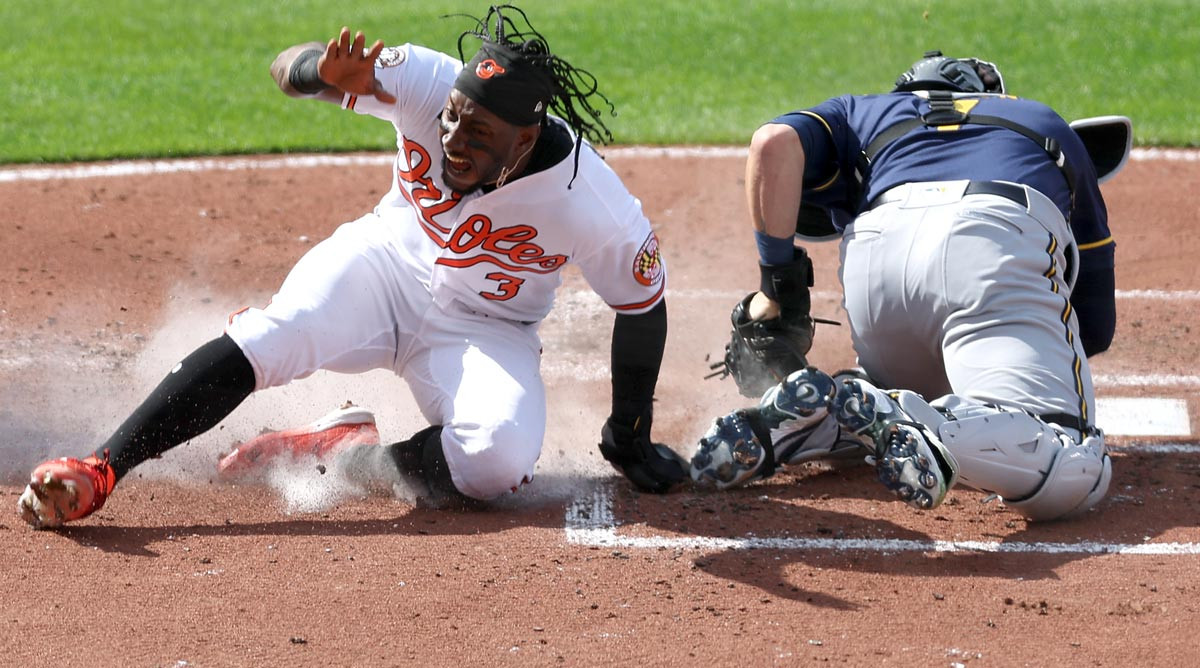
<box><xmin>690</xmin><ymin>367</ymin><xmax>865</xmax><ymax>489</ymax></box>
<box><xmin>832</xmin><ymin>379</ymin><xmax>960</xmax><ymax>509</ymax></box>
<box><xmin>833</xmin><ymin>380</ymin><xmax>1111</xmax><ymax>519</ymax></box>
<box><xmin>932</xmin><ymin>398</ymin><xmax>1111</xmax><ymax>521</ymax></box>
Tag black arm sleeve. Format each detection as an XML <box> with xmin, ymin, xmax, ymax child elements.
<box><xmin>97</xmin><ymin>334</ymin><xmax>256</xmax><ymax>480</ymax></box>
<box><xmin>289</xmin><ymin>48</ymin><xmax>332</xmax><ymax>95</ymax></box>
<box><xmin>609</xmin><ymin>300</ymin><xmax>667</xmax><ymax>423</ymax></box>
<box><xmin>1070</xmin><ymin>245</ymin><xmax>1116</xmax><ymax>357</ymax></box>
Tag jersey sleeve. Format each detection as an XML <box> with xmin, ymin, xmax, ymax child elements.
<box><xmin>1055</xmin><ymin>120</ymin><xmax>1114</xmax><ymax>249</ymax></box>
<box><xmin>338</xmin><ymin>44</ymin><xmax>462</xmax><ymax>124</ymax></box>
<box><xmin>769</xmin><ymin>102</ymin><xmax>847</xmax><ymax>191</ymax></box>
<box><xmin>769</xmin><ymin>97</ymin><xmax>861</xmax><ymax>232</ymax></box>
<box><xmin>570</xmin><ymin>166</ymin><xmax>666</xmax><ymax>314</ymax></box>
<box><xmin>579</xmin><ymin>222</ymin><xmax>666</xmax><ymax>314</ymax></box>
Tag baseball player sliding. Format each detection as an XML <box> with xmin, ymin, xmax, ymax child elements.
<box><xmin>19</xmin><ymin>4</ymin><xmax>687</xmax><ymax>529</ymax></box>
<box><xmin>694</xmin><ymin>51</ymin><xmax>1121</xmax><ymax>521</ymax></box>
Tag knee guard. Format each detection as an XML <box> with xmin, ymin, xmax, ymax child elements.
<box><xmin>1003</xmin><ymin>431</ymin><xmax>1111</xmax><ymax>522</ymax></box>
<box><xmin>935</xmin><ymin>405</ymin><xmax>1111</xmax><ymax>521</ymax></box>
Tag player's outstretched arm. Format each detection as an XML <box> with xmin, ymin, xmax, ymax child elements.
<box><xmin>270</xmin><ymin>27</ymin><xmax>396</xmax><ymax>105</ymax></box>
<box><xmin>271</xmin><ymin>41</ymin><xmax>341</xmax><ymax>102</ymax></box>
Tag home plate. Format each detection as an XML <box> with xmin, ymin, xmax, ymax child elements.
<box><xmin>1095</xmin><ymin>398</ymin><xmax>1191</xmax><ymax>436</ymax></box>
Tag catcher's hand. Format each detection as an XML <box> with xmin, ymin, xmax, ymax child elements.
<box><xmin>599</xmin><ymin>409</ymin><xmax>687</xmax><ymax>494</ymax></box>
<box><xmin>708</xmin><ymin>292</ymin><xmax>815</xmax><ymax>398</ymax></box>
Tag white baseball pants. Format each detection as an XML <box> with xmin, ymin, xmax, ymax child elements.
<box><xmin>225</xmin><ymin>212</ymin><xmax>545</xmax><ymax>499</ymax></box>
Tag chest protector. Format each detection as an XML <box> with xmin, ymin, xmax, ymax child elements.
<box><xmin>855</xmin><ymin>90</ymin><xmax>1079</xmax><ymax>208</ymax></box>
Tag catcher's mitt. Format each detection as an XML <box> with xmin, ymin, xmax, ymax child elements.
<box><xmin>707</xmin><ymin>293</ymin><xmax>815</xmax><ymax>398</ymax></box>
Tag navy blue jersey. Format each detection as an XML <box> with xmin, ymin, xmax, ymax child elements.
<box><xmin>774</xmin><ymin>91</ymin><xmax>1116</xmax><ymax>355</ymax></box>
<box><xmin>775</xmin><ymin>93</ymin><xmax>1110</xmax><ymax>246</ymax></box>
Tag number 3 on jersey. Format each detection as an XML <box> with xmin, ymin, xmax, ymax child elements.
<box><xmin>481</xmin><ymin>272</ymin><xmax>524</xmax><ymax>301</ymax></box>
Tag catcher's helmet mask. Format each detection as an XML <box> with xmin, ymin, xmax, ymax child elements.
<box><xmin>893</xmin><ymin>50</ymin><xmax>1005</xmax><ymax>94</ymax></box>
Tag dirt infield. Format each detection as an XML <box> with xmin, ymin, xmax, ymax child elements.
<box><xmin>1</xmin><ymin>150</ymin><xmax>1198</xmax><ymax>666</ymax></box>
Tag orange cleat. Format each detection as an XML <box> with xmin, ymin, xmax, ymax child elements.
<box><xmin>18</xmin><ymin>451</ymin><xmax>117</xmax><ymax>529</ymax></box>
<box><xmin>217</xmin><ymin>404</ymin><xmax>380</xmax><ymax>479</ymax></box>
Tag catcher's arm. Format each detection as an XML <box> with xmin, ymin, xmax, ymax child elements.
<box><xmin>1070</xmin><ymin>244</ymin><xmax>1116</xmax><ymax>356</ymax></box>
<box><xmin>747</xmin><ymin>123</ymin><xmax>806</xmax><ymax>240</ymax></box>
<box><xmin>598</xmin><ymin>300</ymin><xmax>688</xmax><ymax>493</ymax></box>
<box><xmin>705</xmin><ymin>121</ymin><xmax>820</xmax><ymax>398</ymax></box>
<box><xmin>747</xmin><ymin>121</ymin><xmax>818</xmax><ymax>328</ymax></box>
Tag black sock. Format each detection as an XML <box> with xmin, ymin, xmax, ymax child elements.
<box><xmin>98</xmin><ymin>334</ymin><xmax>255</xmax><ymax>480</ymax></box>
<box><xmin>387</xmin><ymin>426</ymin><xmax>479</xmax><ymax>506</ymax></box>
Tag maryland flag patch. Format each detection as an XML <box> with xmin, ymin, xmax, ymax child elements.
<box><xmin>632</xmin><ymin>232</ymin><xmax>664</xmax><ymax>286</ymax></box>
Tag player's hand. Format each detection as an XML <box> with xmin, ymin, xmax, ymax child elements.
<box><xmin>318</xmin><ymin>27</ymin><xmax>397</xmax><ymax>104</ymax></box>
<box><xmin>598</xmin><ymin>409</ymin><xmax>688</xmax><ymax>494</ymax></box>
<box><xmin>748</xmin><ymin>291</ymin><xmax>781</xmax><ymax>321</ymax></box>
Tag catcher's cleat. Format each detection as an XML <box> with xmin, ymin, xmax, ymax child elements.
<box><xmin>217</xmin><ymin>404</ymin><xmax>380</xmax><ymax>479</ymax></box>
<box><xmin>690</xmin><ymin>411</ymin><xmax>769</xmax><ymax>490</ymax></box>
<box><xmin>691</xmin><ymin>367</ymin><xmax>860</xmax><ymax>489</ymax></box>
<box><xmin>759</xmin><ymin>367</ymin><xmax>864</xmax><ymax>466</ymax></box>
<box><xmin>18</xmin><ymin>451</ymin><xmax>117</xmax><ymax>529</ymax></box>
<box><xmin>831</xmin><ymin>379</ymin><xmax>959</xmax><ymax>509</ymax></box>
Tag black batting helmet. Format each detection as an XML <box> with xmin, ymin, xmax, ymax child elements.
<box><xmin>892</xmin><ymin>50</ymin><xmax>1006</xmax><ymax>94</ymax></box>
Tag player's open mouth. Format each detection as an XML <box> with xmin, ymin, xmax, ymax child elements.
<box><xmin>445</xmin><ymin>155</ymin><xmax>472</xmax><ymax>176</ymax></box>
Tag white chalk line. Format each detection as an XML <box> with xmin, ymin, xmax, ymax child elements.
<box><xmin>564</xmin><ymin>475</ymin><xmax>1200</xmax><ymax>556</ymax></box>
<box><xmin>0</xmin><ymin>155</ymin><xmax>393</xmax><ymax>183</ymax></box>
<box><xmin>1125</xmin><ymin>442</ymin><xmax>1200</xmax><ymax>454</ymax></box>
<box><xmin>1</xmin><ymin>147</ymin><xmax>1196</xmax><ymax>183</ymax></box>
<box><xmin>1114</xmin><ymin>289</ymin><xmax>1200</xmax><ymax>300</ymax></box>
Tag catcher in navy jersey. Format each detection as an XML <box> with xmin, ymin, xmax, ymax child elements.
<box><xmin>694</xmin><ymin>51</ymin><xmax>1126</xmax><ymax>521</ymax></box>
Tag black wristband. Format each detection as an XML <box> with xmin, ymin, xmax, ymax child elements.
<box><xmin>758</xmin><ymin>248</ymin><xmax>813</xmax><ymax>314</ymax></box>
<box><xmin>290</xmin><ymin>49</ymin><xmax>331</xmax><ymax>94</ymax></box>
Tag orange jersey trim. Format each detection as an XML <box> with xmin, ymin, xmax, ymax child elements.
<box><xmin>609</xmin><ymin>283</ymin><xmax>666</xmax><ymax>312</ymax></box>
<box><xmin>226</xmin><ymin>305</ymin><xmax>251</xmax><ymax>327</ymax></box>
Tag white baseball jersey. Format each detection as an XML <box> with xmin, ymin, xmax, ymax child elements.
<box><xmin>342</xmin><ymin>43</ymin><xmax>665</xmax><ymax>324</ymax></box>
<box><xmin>225</xmin><ymin>43</ymin><xmax>665</xmax><ymax>499</ymax></box>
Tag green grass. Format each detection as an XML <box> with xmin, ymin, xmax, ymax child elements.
<box><xmin>1</xmin><ymin>0</ymin><xmax>1197</xmax><ymax>163</ymax></box>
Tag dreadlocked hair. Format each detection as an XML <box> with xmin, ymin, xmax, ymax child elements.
<box><xmin>452</xmin><ymin>4</ymin><xmax>615</xmax><ymax>146</ymax></box>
